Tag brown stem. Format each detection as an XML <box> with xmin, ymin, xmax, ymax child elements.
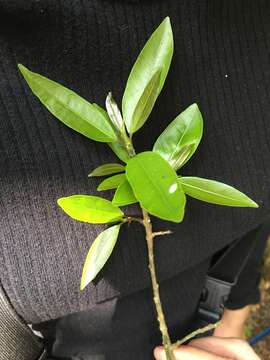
<box><xmin>122</xmin><ymin>216</ymin><xmax>144</xmax><ymax>225</ymax></box>
<box><xmin>142</xmin><ymin>208</ymin><xmax>176</xmax><ymax>360</ymax></box>
<box><xmin>172</xmin><ymin>321</ymin><xmax>221</xmax><ymax>349</ymax></box>
<box><xmin>153</xmin><ymin>230</ymin><xmax>173</xmax><ymax>238</ymax></box>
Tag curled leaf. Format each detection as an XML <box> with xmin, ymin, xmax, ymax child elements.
<box><xmin>122</xmin><ymin>17</ymin><xmax>173</xmax><ymax>134</ymax></box>
<box><xmin>153</xmin><ymin>103</ymin><xmax>203</xmax><ymax>170</ymax></box>
<box><xmin>112</xmin><ymin>179</ymin><xmax>138</xmax><ymax>206</ymax></box>
<box><xmin>105</xmin><ymin>92</ymin><xmax>125</xmax><ymax>133</ymax></box>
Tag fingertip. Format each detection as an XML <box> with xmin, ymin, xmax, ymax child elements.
<box><xmin>153</xmin><ymin>346</ymin><xmax>164</xmax><ymax>360</ymax></box>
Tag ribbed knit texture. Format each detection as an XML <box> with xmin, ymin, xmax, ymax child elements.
<box><xmin>0</xmin><ymin>0</ymin><xmax>270</xmax><ymax>327</ymax></box>
<box><xmin>0</xmin><ymin>286</ymin><xmax>45</xmax><ymax>360</ymax></box>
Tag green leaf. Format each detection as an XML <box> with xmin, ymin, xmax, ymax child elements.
<box><xmin>92</xmin><ymin>103</ymin><xmax>110</xmax><ymax>119</ymax></box>
<box><xmin>130</xmin><ymin>69</ymin><xmax>162</xmax><ymax>134</ymax></box>
<box><xmin>97</xmin><ymin>173</ymin><xmax>126</xmax><ymax>191</ymax></box>
<box><xmin>80</xmin><ymin>224</ymin><xmax>121</xmax><ymax>290</ymax></box>
<box><xmin>105</xmin><ymin>92</ymin><xmax>125</xmax><ymax>133</ymax></box>
<box><xmin>178</xmin><ymin>177</ymin><xmax>259</xmax><ymax>208</ymax></box>
<box><xmin>88</xmin><ymin>163</ymin><xmax>125</xmax><ymax>177</ymax></box>
<box><xmin>153</xmin><ymin>103</ymin><xmax>203</xmax><ymax>170</ymax></box>
<box><xmin>57</xmin><ymin>195</ymin><xmax>124</xmax><ymax>223</ymax></box>
<box><xmin>108</xmin><ymin>142</ymin><xmax>131</xmax><ymax>163</ymax></box>
<box><xmin>126</xmin><ymin>151</ymin><xmax>186</xmax><ymax>222</ymax></box>
<box><xmin>112</xmin><ymin>179</ymin><xmax>138</xmax><ymax>206</ymax></box>
<box><xmin>122</xmin><ymin>17</ymin><xmax>174</xmax><ymax>134</ymax></box>
<box><xmin>18</xmin><ymin>64</ymin><xmax>117</xmax><ymax>142</ymax></box>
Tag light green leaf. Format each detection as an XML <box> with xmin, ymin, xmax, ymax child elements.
<box><xmin>92</xmin><ymin>103</ymin><xmax>109</xmax><ymax>119</ymax></box>
<box><xmin>97</xmin><ymin>173</ymin><xmax>126</xmax><ymax>191</ymax></box>
<box><xmin>108</xmin><ymin>142</ymin><xmax>131</xmax><ymax>163</ymax></box>
<box><xmin>178</xmin><ymin>177</ymin><xmax>259</xmax><ymax>208</ymax></box>
<box><xmin>130</xmin><ymin>69</ymin><xmax>162</xmax><ymax>134</ymax></box>
<box><xmin>126</xmin><ymin>151</ymin><xmax>186</xmax><ymax>222</ymax></box>
<box><xmin>105</xmin><ymin>92</ymin><xmax>125</xmax><ymax>133</ymax></box>
<box><xmin>122</xmin><ymin>17</ymin><xmax>174</xmax><ymax>134</ymax></box>
<box><xmin>57</xmin><ymin>195</ymin><xmax>124</xmax><ymax>223</ymax></box>
<box><xmin>88</xmin><ymin>163</ymin><xmax>125</xmax><ymax>177</ymax></box>
<box><xmin>153</xmin><ymin>103</ymin><xmax>203</xmax><ymax>170</ymax></box>
<box><xmin>112</xmin><ymin>179</ymin><xmax>138</xmax><ymax>206</ymax></box>
<box><xmin>18</xmin><ymin>64</ymin><xmax>117</xmax><ymax>142</ymax></box>
<box><xmin>80</xmin><ymin>224</ymin><xmax>121</xmax><ymax>290</ymax></box>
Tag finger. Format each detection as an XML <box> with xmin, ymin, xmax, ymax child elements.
<box><xmin>153</xmin><ymin>345</ymin><xmax>229</xmax><ymax>360</ymax></box>
<box><xmin>189</xmin><ymin>337</ymin><xmax>261</xmax><ymax>360</ymax></box>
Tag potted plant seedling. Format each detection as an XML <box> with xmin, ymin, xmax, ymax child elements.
<box><xmin>18</xmin><ymin>17</ymin><xmax>258</xmax><ymax>360</ymax></box>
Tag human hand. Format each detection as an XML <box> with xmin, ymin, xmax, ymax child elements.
<box><xmin>213</xmin><ymin>306</ymin><xmax>252</xmax><ymax>339</ymax></box>
<box><xmin>153</xmin><ymin>336</ymin><xmax>261</xmax><ymax>360</ymax></box>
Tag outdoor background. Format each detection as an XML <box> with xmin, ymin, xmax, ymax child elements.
<box><xmin>247</xmin><ymin>237</ymin><xmax>270</xmax><ymax>357</ymax></box>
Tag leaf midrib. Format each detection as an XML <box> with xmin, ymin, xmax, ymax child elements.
<box><xmin>167</xmin><ymin>108</ymin><xmax>196</xmax><ymax>164</ymax></box>
<box><xmin>32</xmin><ymin>74</ymin><xmax>113</xmax><ymax>138</ymax></box>
<box><xmin>180</xmin><ymin>180</ymin><xmax>244</xmax><ymax>204</ymax></box>
<box><xmin>134</xmin><ymin>159</ymin><xmax>179</xmax><ymax>212</ymax></box>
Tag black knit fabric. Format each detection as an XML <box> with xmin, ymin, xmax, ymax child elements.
<box><xmin>0</xmin><ymin>0</ymin><xmax>270</xmax><ymax>357</ymax></box>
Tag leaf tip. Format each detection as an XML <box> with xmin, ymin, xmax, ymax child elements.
<box><xmin>57</xmin><ymin>197</ymin><xmax>64</xmax><ymax>207</ymax></box>
<box><xmin>18</xmin><ymin>63</ymin><xmax>27</xmax><ymax>75</ymax></box>
<box><xmin>163</xmin><ymin>16</ymin><xmax>171</xmax><ymax>26</ymax></box>
<box><xmin>250</xmin><ymin>200</ymin><xmax>259</xmax><ymax>208</ymax></box>
<box><xmin>80</xmin><ymin>276</ymin><xmax>88</xmax><ymax>291</ymax></box>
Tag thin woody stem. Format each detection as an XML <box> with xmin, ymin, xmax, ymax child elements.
<box><xmin>153</xmin><ymin>230</ymin><xmax>173</xmax><ymax>237</ymax></box>
<box><xmin>122</xmin><ymin>216</ymin><xmax>144</xmax><ymax>225</ymax></box>
<box><xmin>172</xmin><ymin>321</ymin><xmax>221</xmax><ymax>349</ymax></box>
<box><xmin>142</xmin><ymin>208</ymin><xmax>176</xmax><ymax>360</ymax></box>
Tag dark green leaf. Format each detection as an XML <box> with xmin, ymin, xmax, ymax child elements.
<box><xmin>57</xmin><ymin>195</ymin><xmax>124</xmax><ymax>223</ymax></box>
<box><xmin>97</xmin><ymin>173</ymin><xmax>126</xmax><ymax>191</ymax></box>
<box><xmin>178</xmin><ymin>177</ymin><xmax>259</xmax><ymax>208</ymax></box>
<box><xmin>122</xmin><ymin>17</ymin><xmax>173</xmax><ymax>134</ymax></box>
<box><xmin>153</xmin><ymin>103</ymin><xmax>203</xmax><ymax>170</ymax></box>
<box><xmin>80</xmin><ymin>224</ymin><xmax>121</xmax><ymax>290</ymax></box>
<box><xmin>18</xmin><ymin>64</ymin><xmax>117</xmax><ymax>142</ymax></box>
<box><xmin>112</xmin><ymin>179</ymin><xmax>138</xmax><ymax>206</ymax></box>
<box><xmin>88</xmin><ymin>163</ymin><xmax>125</xmax><ymax>177</ymax></box>
<box><xmin>126</xmin><ymin>151</ymin><xmax>186</xmax><ymax>222</ymax></box>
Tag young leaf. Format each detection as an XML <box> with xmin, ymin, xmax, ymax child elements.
<box><xmin>105</xmin><ymin>92</ymin><xmax>125</xmax><ymax>133</ymax></box>
<box><xmin>108</xmin><ymin>142</ymin><xmax>131</xmax><ymax>163</ymax></box>
<box><xmin>126</xmin><ymin>151</ymin><xmax>186</xmax><ymax>222</ymax></box>
<box><xmin>57</xmin><ymin>195</ymin><xmax>124</xmax><ymax>223</ymax></box>
<box><xmin>112</xmin><ymin>178</ymin><xmax>138</xmax><ymax>206</ymax></box>
<box><xmin>81</xmin><ymin>224</ymin><xmax>121</xmax><ymax>290</ymax></box>
<box><xmin>122</xmin><ymin>17</ymin><xmax>173</xmax><ymax>134</ymax></box>
<box><xmin>153</xmin><ymin>103</ymin><xmax>203</xmax><ymax>170</ymax></box>
<box><xmin>88</xmin><ymin>163</ymin><xmax>125</xmax><ymax>177</ymax></box>
<box><xmin>178</xmin><ymin>177</ymin><xmax>259</xmax><ymax>208</ymax></box>
<box><xmin>18</xmin><ymin>64</ymin><xmax>117</xmax><ymax>143</ymax></box>
<box><xmin>97</xmin><ymin>173</ymin><xmax>126</xmax><ymax>191</ymax></box>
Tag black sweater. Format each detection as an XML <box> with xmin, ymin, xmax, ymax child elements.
<box><xmin>0</xmin><ymin>0</ymin><xmax>269</xmax><ymax>358</ymax></box>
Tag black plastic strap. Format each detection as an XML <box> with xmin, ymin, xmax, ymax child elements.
<box><xmin>0</xmin><ymin>285</ymin><xmax>47</xmax><ymax>360</ymax></box>
<box><xmin>208</xmin><ymin>224</ymin><xmax>260</xmax><ymax>285</ymax></box>
<box><xmin>198</xmin><ymin>224</ymin><xmax>261</xmax><ymax>323</ymax></box>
